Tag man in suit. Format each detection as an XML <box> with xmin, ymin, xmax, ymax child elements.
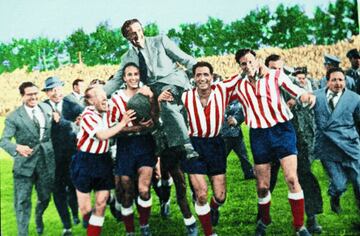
<box><xmin>346</xmin><ymin>49</ymin><xmax>360</xmax><ymax>95</ymax></box>
<box><xmin>42</xmin><ymin>76</ymin><xmax>84</xmax><ymax>235</ymax></box>
<box><xmin>318</xmin><ymin>54</ymin><xmax>356</xmax><ymax>91</ymax></box>
<box><xmin>104</xmin><ymin>18</ymin><xmax>197</xmax><ymax>154</ymax></box>
<box><xmin>220</xmin><ymin>100</ymin><xmax>255</xmax><ymax>180</ymax></box>
<box><xmin>65</xmin><ymin>78</ymin><xmax>85</xmax><ymax>107</ymax></box>
<box><xmin>313</xmin><ymin>67</ymin><xmax>360</xmax><ymax>214</ymax></box>
<box><xmin>0</xmin><ymin>82</ymin><xmax>55</xmax><ymax>236</ymax></box>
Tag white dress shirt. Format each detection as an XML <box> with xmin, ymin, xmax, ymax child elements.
<box><xmin>49</xmin><ymin>100</ymin><xmax>63</xmax><ymax>113</ymax></box>
<box><xmin>24</xmin><ymin>105</ymin><xmax>45</xmax><ymax>139</ymax></box>
<box><xmin>326</xmin><ymin>89</ymin><xmax>343</xmax><ymax>109</ymax></box>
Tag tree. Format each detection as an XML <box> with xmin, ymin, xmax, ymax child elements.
<box><xmin>312</xmin><ymin>0</ymin><xmax>358</xmax><ymax>44</ymax></box>
<box><xmin>65</xmin><ymin>28</ymin><xmax>91</xmax><ymax>64</ymax></box>
<box><xmin>227</xmin><ymin>7</ymin><xmax>271</xmax><ymax>52</ymax></box>
<box><xmin>269</xmin><ymin>4</ymin><xmax>312</xmax><ymax>48</ymax></box>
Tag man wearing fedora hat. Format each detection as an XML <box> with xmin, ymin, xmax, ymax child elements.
<box><xmin>42</xmin><ymin>76</ymin><xmax>84</xmax><ymax>236</ymax></box>
<box><xmin>0</xmin><ymin>82</ymin><xmax>55</xmax><ymax>236</ymax></box>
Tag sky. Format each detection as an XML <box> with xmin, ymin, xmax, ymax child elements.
<box><xmin>0</xmin><ymin>0</ymin><xmax>335</xmax><ymax>43</ymax></box>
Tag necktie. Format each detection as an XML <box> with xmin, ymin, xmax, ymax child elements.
<box><xmin>138</xmin><ymin>51</ymin><xmax>148</xmax><ymax>84</ymax></box>
<box><xmin>55</xmin><ymin>103</ymin><xmax>60</xmax><ymax>113</ymax></box>
<box><xmin>32</xmin><ymin>109</ymin><xmax>40</xmax><ymax>133</ymax></box>
<box><xmin>328</xmin><ymin>93</ymin><xmax>337</xmax><ymax>111</ymax></box>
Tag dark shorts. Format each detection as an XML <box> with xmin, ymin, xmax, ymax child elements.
<box><xmin>70</xmin><ymin>151</ymin><xmax>114</xmax><ymax>193</ymax></box>
<box><xmin>160</xmin><ymin>145</ymin><xmax>186</xmax><ymax>170</ymax></box>
<box><xmin>115</xmin><ymin>135</ymin><xmax>156</xmax><ymax>177</ymax></box>
<box><xmin>250</xmin><ymin>121</ymin><xmax>297</xmax><ymax>165</ymax></box>
<box><xmin>182</xmin><ymin>136</ymin><xmax>226</xmax><ymax>176</ymax></box>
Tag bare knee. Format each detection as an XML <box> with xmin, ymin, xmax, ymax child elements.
<box><xmin>94</xmin><ymin>195</ymin><xmax>109</xmax><ymax>215</ymax></box>
<box><xmin>139</xmin><ymin>191</ymin><xmax>150</xmax><ymax>201</ymax></box>
<box><xmin>214</xmin><ymin>190</ymin><xmax>226</xmax><ymax>203</ymax></box>
<box><xmin>257</xmin><ymin>187</ymin><xmax>269</xmax><ymax>198</ymax></box>
<box><xmin>79</xmin><ymin>205</ymin><xmax>92</xmax><ymax>216</ymax></box>
<box><xmin>285</xmin><ymin>174</ymin><xmax>298</xmax><ymax>188</ymax></box>
<box><xmin>196</xmin><ymin>189</ymin><xmax>208</xmax><ymax>205</ymax></box>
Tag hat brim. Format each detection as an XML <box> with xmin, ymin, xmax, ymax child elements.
<box><xmin>42</xmin><ymin>81</ymin><xmax>64</xmax><ymax>91</ymax></box>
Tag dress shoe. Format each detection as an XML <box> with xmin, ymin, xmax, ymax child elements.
<box><xmin>296</xmin><ymin>227</ymin><xmax>312</xmax><ymax>236</ymax></box>
<box><xmin>255</xmin><ymin>220</ymin><xmax>267</xmax><ymax>236</ymax></box>
<box><xmin>186</xmin><ymin>222</ymin><xmax>198</xmax><ymax>236</ymax></box>
<box><xmin>307</xmin><ymin>215</ymin><xmax>322</xmax><ymax>234</ymax></box>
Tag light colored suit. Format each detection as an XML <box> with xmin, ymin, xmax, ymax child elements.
<box><xmin>104</xmin><ymin>35</ymin><xmax>196</xmax><ymax>94</ymax></box>
<box><xmin>0</xmin><ymin>103</ymin><xmax>55</xmax><ymax>236</ymax></box>
<box><xmin>104</xmin><ymin>35</ymin><xmax>197</xmax><ymax>147</ymax></box>
<box><xmin>313</xmin><ymin>88</ymin><xmax>360</xmax><ymax>202</ymax></box>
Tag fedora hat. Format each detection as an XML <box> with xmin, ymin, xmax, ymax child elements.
<box><xmin>42</xmin><ymin>76</ymin><xmax>64</xmax><ymax>91</ymax></box>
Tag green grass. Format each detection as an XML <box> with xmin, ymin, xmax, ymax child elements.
<box><xmin>1</xmin><ymin>121</ymin><xmax>359</xmax><ymax>235</ymax></box>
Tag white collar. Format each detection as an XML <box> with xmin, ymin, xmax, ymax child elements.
<box><xmin>326</xmin><ymin>89</ymin><xmax>343</xmax><ymax>98</ymax></box>
<box><xmin>24</xmin><ymin>104</ymin><xmax>40</xmax><ymax>117</ymax></box>
<box><xmin>49</xmin><ymin>100</ymin><xmax>63</xmax><ymax>110</ymax></box>
<box><xmin>72</xmin><ymin>91</ymin><xmax>83</xmax><ymax>100</ymax></box>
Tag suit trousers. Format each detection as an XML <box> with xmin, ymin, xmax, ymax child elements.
<box><xmin>223</xmin><ymin>136</ymin><xmax>253</xmax><ymax>177</ymax></box>
<box><xmin>151</xmin><ymin>83</ymin><xmax>189</xmax><ymax>147</ymax></box>
<box><xmin>53</xmin><ymin>158</ymin><xmax>78</xmax><ymax>229</ymax></box>
<box><xmin>13</xmin><ymin>153</ymin><xmax>53</xmax><ymax>236</ymax></box>
<box><xmin>321</xmin><ymin>159</ymin><xmax>360</xmax><ymax>205</ymax></box>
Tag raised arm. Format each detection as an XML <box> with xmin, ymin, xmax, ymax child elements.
<box><xmin>162</xmin><ymin>35</ymin><xmax>197</xmax><ymax>77</ymax></box>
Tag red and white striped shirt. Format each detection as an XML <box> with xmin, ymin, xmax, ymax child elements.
<box><xmin>77</xmin><ymin>106</ymin><xmax>111</xmax><ymax>154</ymax></box>
<box><xmin>109</xmin><ymin>90</ymin><xmax>134</xmax><ymax>128</ymax></box>
<box><xmin>182</xmin><ymin>76</ymin><xmax>239</xmax><ymax>138</ymax></box>
<box><xmin>233</xmin><ymin>69</ymin><xmax>306</xmax><ymax>129</ymax></box>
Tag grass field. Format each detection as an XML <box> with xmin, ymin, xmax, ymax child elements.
<box><xmin>1</xmin><ymin>117</ymin><xmax>360</xmax><ymax>236</ymax></box>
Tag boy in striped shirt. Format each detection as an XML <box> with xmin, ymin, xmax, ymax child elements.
<box><xmin>233</xmin><ymin>49</ymin><xmax>315</xmax><ymax>236</ymax></box>
<box><xmin>161</xmin><ymin>61</ymin><xmax>239</xmax><ymax>236</ymax></box>
<box><xmin>71</xmin><ymin>86</ymin><xmax>135</xmax><ymax>236</ymax></box>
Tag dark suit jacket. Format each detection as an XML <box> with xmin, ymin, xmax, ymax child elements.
<box><xmin>44</xmin><ymin>97</ymin><xmax>83</xmax><ymax>161</ymax></box>
<box><xmin>65</xmin><ymin>92</ymin><xmax>85</xmax><ymax>108</ymax></box>
<box><xmin>0</xmin><ymin>103</ymin><xmax>55</xmax><ymax>177</ymax></box>
<box><xmin>313</xmin><ymin>88</ymin><xmax>360</xmax><ymax>161</ymax></box>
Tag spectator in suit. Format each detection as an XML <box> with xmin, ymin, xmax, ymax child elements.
<box><xmin>65</xmin><ymin>78</ymin><xmax>85</xmax><ymax>107</ymax></box>
<box><xmin>313</xmin><ymin>67</ymin><xmax>360</xmax><ymax>214</ymax></box>
<box><xmin>220</xmin><ymin>100</ymin><xmax>255</xmax><ymax>180</ymax></box>
<box><xmin>0</xmin><ymin>82</ymin><xmax>55</xmax><ymax>236</ymax></box>
<box><xmin>345</xmin><ymin>48</ymin><xmax>360</xmax><ymax>94</ymax></box>
<box><xmin>42</xmin><ymin>76</ymin><xmax>84</xmax><ymax>236</ymax></box>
